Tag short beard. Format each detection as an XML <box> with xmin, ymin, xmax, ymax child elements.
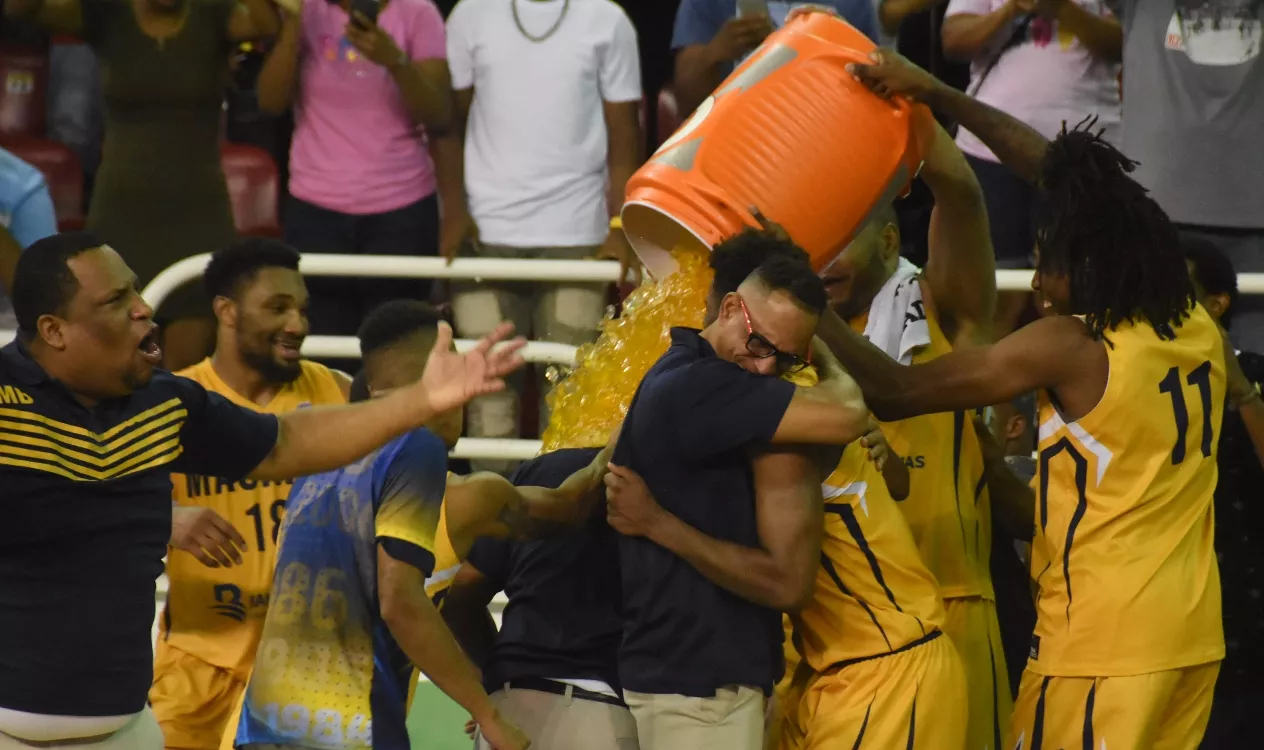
<box><xmin>242</xmin><ymin>348</ymin><xmax>302</xmax><ymax>385</ymax></box>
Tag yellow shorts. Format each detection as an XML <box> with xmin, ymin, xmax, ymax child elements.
<box><xmin>1007</xmin><ymin>662</ymin><xmax>1220</xmax><ymax>750</ymax></box>
<box><xmin>150</xmin><ymin>641</ymin><xmax>246</xmax><ymax>750</ymax></box>
<box><xmin>943</xmin><ymin>596</ymin><xmax>1012</xmax><ymax>750</ymax></box>
<box><xmin>779</xmin><ymin>632</ymin><xmax>966</xmax><ymax>750</ymax></box>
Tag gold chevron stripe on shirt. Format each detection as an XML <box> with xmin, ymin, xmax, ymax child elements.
<box><xmin>0</xmin><ymin>398</ymin><xmax>187</xmax><ymax>481</ymax></box>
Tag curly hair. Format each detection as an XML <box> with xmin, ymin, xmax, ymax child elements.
<box><xmin>1033</xmin><ymin>118</ymin><xmax>1194</xmax><ymax>341</ymax></box>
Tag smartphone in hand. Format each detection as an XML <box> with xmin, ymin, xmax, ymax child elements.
<box><xmin>737</xmin><ymin>0</ymin><xmax>770</xmax><ymax>18</ymax></box>
<box><xmin>350</xmin><ymin>0</ymin><xmax>382</xmax><ymax>27</ymax></box>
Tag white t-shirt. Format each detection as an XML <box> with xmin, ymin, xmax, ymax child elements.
<box><xmin>447</xmin><ymin>0</ymin><xmax>642</xmax><ymax>248</ymax></box>
<box><xmin>946</xmin><ymin>0</ymin><xmax>1121</xmax><ymax>163</ymax></box>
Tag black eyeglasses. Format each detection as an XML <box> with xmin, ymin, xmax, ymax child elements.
<box><xmin>738</xmin><ymin>297</ymin><xmax>811</xmax><ymax>374</ymax></box>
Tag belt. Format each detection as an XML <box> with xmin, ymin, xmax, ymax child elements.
<box><xmin>504</xmin><ymin>677</ymin><xmax>627</xmax><ymax>708</ymax></box>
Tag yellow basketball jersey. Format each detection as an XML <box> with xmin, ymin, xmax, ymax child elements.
<box><xmin>423</xmin><ymin>478</ymin><xmax>460</xmax><ymax>607</ymax></box>
<box><xmin>1029</xmin><ymin>305</ymin><xmax>1225</xmax><ymax>677</ymax></box>
<box><xmin>162</xmin><ymin>359</ymin><xmax>346</xmax><ymax>677</ymax></box>
<box><xmin>794</xmin><ymin>443</ymin><xmax>947</xmax><ymax>671</ymax></box>
<box><xmin>850</xmin><ymin>302</ymin><xmax>995</xmax><ymax>600</ymax></box>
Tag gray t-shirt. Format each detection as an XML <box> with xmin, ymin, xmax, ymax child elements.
<box><xmin>1116</xmin><ymin>0</ymin><xmax>1263</xmax><ymax>229</ymax></box>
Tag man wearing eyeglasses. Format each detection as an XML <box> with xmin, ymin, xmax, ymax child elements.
<box><xmin>598</xmin><ymin>238</ymin><xmax>870</xmax><ymax>750</ymax></box>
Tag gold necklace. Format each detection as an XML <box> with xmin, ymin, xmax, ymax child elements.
<box><xmin>511</xmin><ymin>0</ymin><xmax>571</xmax><ymax>43</ymax></box>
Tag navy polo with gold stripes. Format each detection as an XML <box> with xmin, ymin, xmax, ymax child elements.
<box><xmin>0</xmin><ymin>340</ymin><xmax>279</xmax><ymax>718</ymax></box>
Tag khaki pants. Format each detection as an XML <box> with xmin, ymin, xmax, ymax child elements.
<box><xmin>0</xmin><ymin>708</ymin><xmax>163</xmax><ymax>750</ymax></box>
<box><xmin>625</xmin><ymin>686</ymin><xmax>765</xmax><ymax>750</ymax></box>
<box><xmin>473</xmin><ymin>685</ymin><xmax>638</xmax><ymax>750</ymax></box>
<box><xmin>451</xmin><ymin>241</ymin><xmax>607</xmax><ymax>474</ymax></box>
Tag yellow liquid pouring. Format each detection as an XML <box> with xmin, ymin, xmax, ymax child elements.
<box><xmin>542</xmin><ymin>246</ymin><xmax>715</xmax><ymax>451</ymax></box>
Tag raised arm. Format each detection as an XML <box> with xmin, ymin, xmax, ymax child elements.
<box><xmin>672</xmin><ymin>1</ymin><xmax>772</xmax><ymax>117</ymax></box>
<box><xmin>4</xmin><ymin>0</ymin><xmax>81</xmax><ymax>35</ymax></box>
<box><xmin>1047</xmin><ymin>0</ymin><xmax>1121</xmax><ymax>62</ymax></box>
<box><xmin>605</xmin><ymin>449</ymin><xmax>824</xmax><ymax>611</ymax></box>
<box><xmin>940</xmin><ymin>0</ymin><xmax>1024</xmax><ymax>61</ymax></box>
<box><xmin>913</xmin><ymin>110</ymin><xmax>997</xmax><ymax>347</ymax></box>
<box><xmin>344</xmin><ymin>9</ymin><xmax>452</xmax><ymax>130</ymax></box>
<box><xmin>816</xmin><ymin>309</ymin><xmax>1099</xmax><ymax>421</ymax></box>
<box><xmin>248</xmin><ymin>323</ymin><xmax>524</xmax><ymax>480</ymax></box>
<box><xmin>256</xmin><ymin>5</ymin><xmax>303</xmax><ymax>114</ymax></box>
<box><xmin>228</xmin><ymin>0</ymin><xmax>281</xmax><ymax>41</ymax></box>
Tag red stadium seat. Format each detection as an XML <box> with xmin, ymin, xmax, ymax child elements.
<box><xmin>0</xmin><ymin>45</ymin><xmax>49</xmax><ymax>139</ymax></box>
<box><xmin>221</xmin><ymin>143</ymin><xmax>281</xmax><ymax>237</ymax></box>
<box><xmin>0</xmin><ymin>135</ymin><xmax>84</xmax><ymax>232</ymax></box>
<box><xmin>656</xmin><ymin>87</ymin><xmax>680</xmax><ymax>148</ymax></box>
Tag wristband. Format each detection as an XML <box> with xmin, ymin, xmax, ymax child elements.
<box><xmin>609</xmin><ymin>215</ymin><xmax>623</xmax><ymax>231</ymax></box>
<box><xmin>1232</xmin><ymin>382</ymin><xmax>1261</xmax><ymax>410</ymax></box>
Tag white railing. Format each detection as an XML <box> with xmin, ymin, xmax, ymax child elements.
<box><xmin>12</xmin><ymin>257</ymin><xmax>1264</xmax><ymax>462</ymax></box>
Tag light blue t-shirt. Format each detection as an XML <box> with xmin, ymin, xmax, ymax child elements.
<box><xmin>671</xmin><ymin>0</ymin><xmax>881</xmax><ymax>58</ymax></box>
<box><xmin>0</xmin><ymin>148</ymin><xmax>58</xmax><ymax>328</ymax></box>
<box><xmin>236</xmin><ymin>428</ymin><xmax>449</xmax><ymax>749</ymax></box>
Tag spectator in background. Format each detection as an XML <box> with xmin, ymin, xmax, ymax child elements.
<box><xmin>942</xmin><ymin>0</ymin><xmax>1121</xmax><ymax>332</ymax></box>
<box><xmin>672</xmin><ymin>0</ymin><xmax>881</xmax><ymax>118</ymax></box>
<box><xmin>257</xmin><ymin>0</ymin><xmax>462</xmax><ymax>358</ymax></box>
<box><xmin>978</xmin><ymin>393</ymin><xmax>1037</xmax><ymax>699</ymax></box>
<box><xmin>1116</xmin><ymin>0</ymin><xmax>1264</xmax><ymax>353</ymax></box>
<box><xmin>4</xmin><ymin>0</ymin><xmax>282</xmax><ymax>372</ymax></box>
<box><xmin>46</xmin><ymin>36</ymin><xmax>102</xmax><ymax>195</ymax></box>
<box><xmin>0</xmin><ymin>146</ymin><xmax>58</xmax><ymax>329</ymax></box>
<box><xmin>1185</xmin><ymin>237</ymin><xmax>1264</xmax><ymax>749</ymax></box>
<box><xmin>445</xmin><ymin>0</ymin><xmax>643</xmax><ymax>473</ymax></box>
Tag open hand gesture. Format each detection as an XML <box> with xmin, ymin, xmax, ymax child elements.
<box><xmin>414</xmin><ymin>321</ymin><xmax>526</xmax><ymax>416</ymax></box>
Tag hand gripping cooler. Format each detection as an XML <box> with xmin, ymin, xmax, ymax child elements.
<box><xmin>621</xmin><ymin>11</ymin><xmax>928</xmax><ymax>277</ymax></box>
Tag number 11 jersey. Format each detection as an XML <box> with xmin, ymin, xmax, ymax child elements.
<box><xmin>162</xmin><ymin>359</ymin><xmax>346</xmax><ymax>678</ymax></box>
<box><xmin>1029</xmin><ymin>304</ymin><xmax>1225</xmax><ymax>678</ymax></box>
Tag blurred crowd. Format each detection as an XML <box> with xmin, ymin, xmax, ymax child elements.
<box><xmin>0</xmin><ymin>0</ymin><xmax>1259</xmax><ymax>466</ymax></box>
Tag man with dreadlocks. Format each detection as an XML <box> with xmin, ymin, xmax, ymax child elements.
<box><xmin>816</xmin><ymin>50</ymin><xmax>1245</xmax><ymax>749</ymax></box>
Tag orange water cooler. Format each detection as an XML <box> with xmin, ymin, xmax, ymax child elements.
<box><xmin>622</xmin><ymin>11</ymin><xmax>927</xmax><ymax>279</ymax></box>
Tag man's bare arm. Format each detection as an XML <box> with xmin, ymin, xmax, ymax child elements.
<box><xmin>444</xmin><ymin>443</ymin><xmax>614</xmax><ymax>552</ymax></box>
<box><xmin>606</xmin><ymin>452</ymin><xmax>823</xmax><ymax>611</ymax></box>
<box><xmin>922</xmin><ymin>85</ymin><xmax>1048</xmax><ymax>185</ymax></box>
<box><xmin>972</xmin><ymin>415</ymin><xmax>1035</xmax><ymax>541</ymax></box>
<box><xmin>377</xmin><ymin>549</ymin><xmax>503</xmax><ymax>732</ymax></box>
<box><xmin>918</xmin><ymin>116</ymin><xmax>997</xmax><ymax>348</ymax></box>
<box><xmin>1056</xmin><ymin>1</ymin><xmax>1122</xmax><ymax>62</ymax></box>
<box><xmin>817</xmin><ymin>310</ymin><xmax>1095</xmax><ymax>421</ymax></box>
<box><xmin>850</xmin><ymin>49</ymin><xmax>1050</xmax><ymax>185</ymax></box>
<box><xmin>772</xmin><ymin>341</ymin><xmax>871</xmax><ymax>446</ymax></box>
<box><xmin>440</xmin><ymin>562</ymin><xmax>501</xmax><ymax>668</ymax></box>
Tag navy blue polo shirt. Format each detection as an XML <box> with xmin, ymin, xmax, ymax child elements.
<box><xmin>612</xmin><ymin>327</ymin><xmax>795</xmax><ymax>697</ymax></box>
<box><xmin>0</xmin><ymin>340</ymin><xmax>279</xmax><ymax>716</ymax></box>
<box><xmin>467</xmin><ymin>448</ymin><xmax>623</xmax><ymax>693</ymax></box>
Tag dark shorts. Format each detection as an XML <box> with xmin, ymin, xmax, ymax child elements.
<box><xmin>965</xmin><ymin>153</ymin><xmax>1036</xmax><ymax>270</ymax></box>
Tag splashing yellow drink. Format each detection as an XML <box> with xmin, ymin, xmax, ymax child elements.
<box><xmin>542</xmin><ymin>246</ymin><xmax>715</xmax><ymax>451</ymax></box>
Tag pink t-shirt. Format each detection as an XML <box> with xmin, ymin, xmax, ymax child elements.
<box><xmin>946</xmin><ymin>0</ymin><xmax>1121</xmax><ymax>164</ymax></box>
<box><xmin>289</xmin><ymin>0</ymin><xmax>445</xmax><ymax>215</ymax></box>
